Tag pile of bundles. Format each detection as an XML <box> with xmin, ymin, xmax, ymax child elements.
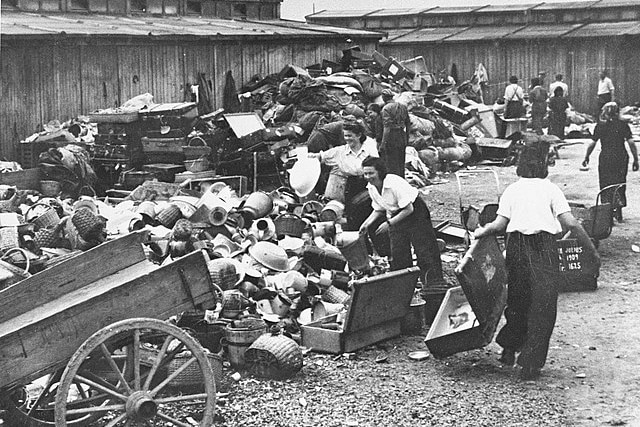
<box><xmin>233</xmin><ymin>53</ymin><xmax>478</xmax><ymax>179</ymax></box>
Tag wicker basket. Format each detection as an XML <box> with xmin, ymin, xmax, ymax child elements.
<box><xmin>207</xmin><ymin>258</ymin><xmax>240</xmax><ymax>291</ymax></box>
<box><xmin>40</xmin><ymin>180</ymin><xmax>61</xmax><ymax>197</ymax></box>
<box><xmin>273</xmin><ymin>213</ymin><xmax>306</xmax><ymax>239</ymax></box>
<box><xmin>321</xmin><ymin>285</ymin><xmax>351</xmax><ymax>305</ymax></box>
<box><xmin>0</xmin><ymin>226</ymin><xmax>20</xmax><ymax>252</ymax></box>
<box><xmin>244</xmin><ymin>331</ymin><xmax>303</xmax><ymax>379</ymax></box>
<box><xmin>167</xmin><ymin>353</ymin><xmax>222</xmax><ymax>389</ymax></box>
<box><xmin>26</xmin><ymin>203</ymin><xmax>60</xmax><ymax>230</ymax></box>
<box><xmin>183</xmin><ymin>136</ymin><xmax>212</xmax><ymax>160</ymax></box>
<box><xmin>183</xmin><ymin>158</ymin><xmax>210</xmax><ymax>173</ymax></box>
<box><xmin>157</xmin><ymin>204</ymin><xmax>183</xmax><ymax>228</ymax></box>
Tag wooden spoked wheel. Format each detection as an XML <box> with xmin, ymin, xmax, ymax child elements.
<box><xmin>53</xmin><ymin>318</ymin><xmax>216</xmax><ymax>426</ymax></box>
<box><xmin>3</xmin><ymin>369</ymin><xmax>103</xmax><ymax>426</ymax></box>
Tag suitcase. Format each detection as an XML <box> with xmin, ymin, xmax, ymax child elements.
<box><xmin>141</xmin><ymin>137</ymin><xmax>186</xmax><ymax>154</ymax></box>
<box><xmin>301</xmin><ymin>267</ymin><xmax>420</xmax><ymax>354</ymax></box>
<box><xmin>425</xmin><ymin>236</ymin><xmax>507</xmax><ymax>358</ymax></box>
<box><xmin>140</xmin><ymin>103</ymin><xmax>198</xmax><ymax>133</ymax></box>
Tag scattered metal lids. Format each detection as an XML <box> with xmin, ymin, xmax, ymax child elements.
<box><xmin>408</xmin><ymin>350</ymin><xmax>430</xmax><ymax>361</ymax></box>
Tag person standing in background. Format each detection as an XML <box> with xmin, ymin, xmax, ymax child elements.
<box><xmin>548</xmin><ymin>87</ymin><xmax>570</xmax><ymax>139</ymax></box>
<box><xmin>583</xmin><ymin>102</ymin><xmax>639</xmax><ymax>222</ymax></box>
<box><xmin>365</xmin><ymin>103</ymin><xmax>384</xmax><ymax>148</ymax></box>
<box><xmin>597</xmin><ymin>70</ymin><xmax>615</xmax><ymax>111</ymax></box>
<box><xmin>529</xmin><ymin>77</ymin><xmax>548</xmax><ymax>135</ymax></box>
<box><xmin>549</xmin><ymin>74</ymin><xmax>568</xmax><ymax>98</ymax></box>
<box><xmin>380</xmin><ymin>89</ymin><xmax>411</xmax><ymax>177</ymax></box>
<box><xmin>504</xmin><ymin>76</ymin><xmax>526</xmax><ymax>119</ymax></box>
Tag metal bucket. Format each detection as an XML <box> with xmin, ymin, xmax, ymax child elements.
<box><xmin>223</xmin><ymin>319</ymin><xmax>268</xmax><ymax>369</ymax></box>
<box><xmin>338</xmin><ymin>234</ymin><xmax>370</xmax><ymax>271</ymax></box>
<box><xmin>324</xmin><ymin>173</ymin><xmax>347</xmax><ymax>203</ymax></box>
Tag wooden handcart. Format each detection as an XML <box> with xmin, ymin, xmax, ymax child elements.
<box><xmin>0</xmin><ymin>231</ymin><xmax>220</xmax><ymax>426</ymax></box>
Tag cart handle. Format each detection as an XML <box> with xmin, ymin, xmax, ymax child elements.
<box><xmin>595</xmin><ymin>183</ymin><xmax>626</xmax><ymax>206</ymax></box>
<box><xmin>455</xmin><ymin>168</ymin><xmax>500</xmax><ymax>210</ymax></box>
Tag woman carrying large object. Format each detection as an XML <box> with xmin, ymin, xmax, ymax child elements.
<box><xmin>474</xmin><ymin>141</ymin><xmax>599</xmax><ymax>380</ymax></box>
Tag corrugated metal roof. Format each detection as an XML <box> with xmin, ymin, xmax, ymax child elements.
<box><xmin>504</xmin><ymin>23</ymin><xmax>585</xmax><ymax>38</ymax></box>
<box><xmin>305</xmin><ymin>9</ymin><xmax>379</xmax><ymax>19</ymax></box>
<box><xmin>590</xmin><ymin>0</ymin><xmax>640</xmax><ymax>8</ymax></box>
<box><xmin>1</xmin><ymin>12</ymin><xmax>383</xmax><ymax>39</ymax></box>
<box><xmin>382</xmin><ymin>27</ymin><xmax>469</xmax><ymax>44</ymax></box>
<box><xmin>443</xmin><ymin>25</ymin><xmax>525</xmax><ymax>41</ymax></box>
<box><xmin>563</xmin><ymin>20</ymin><xmax>640</xmax><ymax>36</ymax></box>
<box><xmin>532</xmin><ymin>1</ymin><xmax>600</xmax><ymax>11</ymax></box>
<box><xmin>473</xmin><ymin>3</ymin><xmax>543</xmax><ymax>13</ymax></box>
<box><xmin>367</xmin><ymin>8</ymin><xmax>435</xmax><ymax>17</ymax></box>
<box><xmin>422</xmin><ymin>6</ymin><xmax>487</xmax><ymax>15</ymax></box>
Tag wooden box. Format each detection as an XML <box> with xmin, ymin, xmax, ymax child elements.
<box><xmin>301</xmin><ymin>267</ymin><xmax>420</xmax><ymax>354</ymax></box>
<box><xmin>476</xmin><ymin>137</ymin><xmax>513</xmax><ymax>159</ymax></box>
<box><xmin>425</xmin><ymin>236</ymin><xmax>507</xmax><ymax>358</ymax></box>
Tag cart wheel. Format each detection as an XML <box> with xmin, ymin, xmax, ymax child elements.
<box><xmin>54</xmin><ymin>318</ymin><xmax>216</xmax><ymax>427</ymax></box>
<box><xmin>2</xmin><ymin>370</ymin><xmax>101</xmax><ymax>426</ymax></box>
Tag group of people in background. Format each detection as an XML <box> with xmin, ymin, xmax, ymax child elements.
<box><xmin>502</xmin><ymin>72</ymin><xmax>572</xmax><ymax>138</ymax></box>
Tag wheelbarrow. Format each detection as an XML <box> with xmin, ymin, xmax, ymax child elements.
<box><xmin>568</xmin><ymin>183</ymin><xmax>625</xmax><ymax>247</ymax></box>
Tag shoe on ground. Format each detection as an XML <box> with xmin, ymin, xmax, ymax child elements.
<box><xmin>519</xmin><ymin>366</ymin><xmax>541</xmax><ymax>381</ymax></box>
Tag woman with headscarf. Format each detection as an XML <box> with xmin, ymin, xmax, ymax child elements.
<box><xmin>475</xmin><ymin>140</ymin><xmax>599</xmax><ymax>380</ymax></box>
<box><xmin>583</xmin><ymin>102</ymin><xmax>639</xmax><ymax>222</ymax></box>
<box><xmin>380</xmin><ymin>89</ymin><xmax>411</xmax><ymax>177</ymax></box>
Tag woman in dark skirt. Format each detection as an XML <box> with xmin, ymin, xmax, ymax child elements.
<box><xmin>548</xmin><ymin>86</ymin><xmax>570</xmax><ymax>139</ymax></box>
<box><xmin>583</xmin><ymin>102</ymin><xmax>639</xmax><ymax>222</ymax></box>
<box><xmin>474</xmin><ymin>141</ymin><xmax>599</xmax><ymax>380</ymax></box>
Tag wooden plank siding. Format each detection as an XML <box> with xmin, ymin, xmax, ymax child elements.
<box><xmin>1</xmin><ymin>38</ymin><xmax>375</xmax><ymax>160</ymax></box>
<box><xmin>381</xmin><ymin>35</ymin><xmax>640</xmax><ymax>116</ymax></box>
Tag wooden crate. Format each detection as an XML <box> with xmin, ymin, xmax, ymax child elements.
<box><xmin>301</xmin><ymin>267</ymin><xmax>420</xmax><ymax>354</ymax></box>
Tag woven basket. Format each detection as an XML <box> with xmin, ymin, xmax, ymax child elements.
<box><xmin>157</xmin><ymin>204</ymin><xmax>183</xmax><ymax>228</ymax></box>
<box><xmin>0</xmin><ymin>226</ymin><xmax>20</xmax><ymax>252</ymax></box>
<box><xmin>207</xmin><ymin>258</ymin><xmax>239</xmax><ymax>291</ymax></box>
<box><xmin>322</xmin><ymin>285</ymin><xmax>351</xmax><ymax>305</ymax></box>
<box><xmin>71</xmin><ymin>209</ymin><xmax>104</xmax><ymax>240</ymax></box>
<box><xmin>183</xmin><ymin>158</ymin><xmax>210</xmax><ymax>173</ymax></box>
<box><xmin>244</xmin><ymin>331</ymin><xmax>303</xmax><ymax>379</ymax></box>
<box><xmin>167</xmin><ymin>353</ymin><xmax>222</xmax><ymax>389</ymax></box>
<box><xmin>273</xmin><ymin>213</ymin><xmax>306</xmax><ymax>239</ymax></box>
<box><xmin>33</xmin><ymin>228</ymin><xmax>59</xmax><ymax>249</ymax></box>
<box><xmin>40</xmin><ymin>180</ymin><xmax>61</xmax><ymax>197</ymax></box>
<box><xmin>183</xmin><ymin>136</ymin><xmax>212</xmax><ymax>160</ymax></box>
<box><xmin>26</xmin><ymin>203</ymin><xmax>61</xmax><ymax>230</ymax></box>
